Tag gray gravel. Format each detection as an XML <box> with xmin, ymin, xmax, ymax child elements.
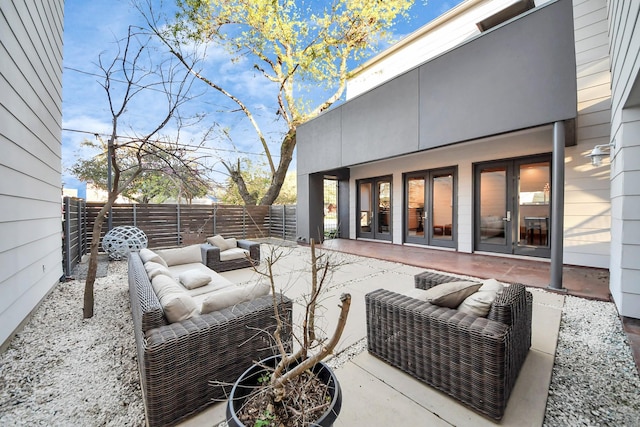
<box><xmin>0</xmin><ymin>259</ymin><xmax>638</xmax><ymax>426</ymax></box>
<box><xmin>543</xmin><ymin>295</ymin><xmax>640</xmax><ymax>426</ymax></box>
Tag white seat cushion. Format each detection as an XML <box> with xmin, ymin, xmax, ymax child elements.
<box><xmin>167</xmin><ymin>263</ymin><xmax>235</xmax><ymax>296</ymax></box>
<box><xmin>219</xmin><ymin>247</ymin><xmax>250</xmax><ymax>261</ymax></box>
<box><xmin>199</xmin><ymin>281</ymin><xmax>270</xmax><ymax>314</ymax></box>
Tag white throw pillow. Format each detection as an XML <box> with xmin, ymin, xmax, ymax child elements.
<box><xmin>207</xmin><ymin>235</ymin><xmax>230</xmax><ymax>251</ymax></box>
<box><xmin>139</xmin><ymin>248</ymin><xmax>168</xmax><ymax>268</ymax></box>
<box><xmin>201</xmin><ymin>282</ymin><xmax>270</xmax><ymax>314</ymax></box>
<box><xmin>156</xmin><ymin>244</ymin><xmax>202</xmax><ymax>267</ymax></box>
<box><xmin>144</xmin><ymin>261</ymin><xmax>173</xmax><ymax>280</ymax></box>
<box><xmin>178</xmin><ymin>269</ymin><xmax>211</xmax><ymax>290</ymax></box>
<box><xmin>457</xmin><ymin>280</ymin><xmax>505</xmax><ymax>317</ymax></box>
<box><xmin>224</xmin><ymin>237</ymin><xmax>237</xmax><ymax>249</ymax></box>
<box><xmin>423</xmin><ymin>281</ymin><xmax>482</xmax><ymax>308</ymax></box>
<box><xmin>151</xmin><ymin>275</ymin><xmax>199</xmax><ymax>322</ymax></box>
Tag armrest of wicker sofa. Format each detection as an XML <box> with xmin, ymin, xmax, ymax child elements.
<box><xmin>142</xmin><ymin>293</ymin><xmax>293</xmax><ymax>427</ymax></box>
<box><xmin>237</xmin><ymin>239</ymin><xmax>260</xmax><ymax>261</ymax></box>
<box><xmin>414</xmin><ymin>271</ymin><xmax>465</xmax><ymax>290</ymax></box>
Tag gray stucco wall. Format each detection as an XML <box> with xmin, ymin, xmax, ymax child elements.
<box><xmin>297</xmin><ymin>0</ymin><xmax>577</xmax><ymax>175</ymax></box>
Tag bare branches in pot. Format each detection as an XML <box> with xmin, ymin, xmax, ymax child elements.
<box><xmin>226</xmin><ymin>239</ymin><xmax>351</xmax><ymax>427</ymax></box>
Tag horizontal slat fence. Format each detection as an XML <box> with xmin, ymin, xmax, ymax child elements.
<box><xmin>267</xmin><ymin>205</ymin><xmax>297</xmax><ymax>241</ymax></box>
<box><xmin>62</xmin><ymin>197</ymin><xmax>87</xmax><ymax>279</ymax></box>
<box><xmin>84</xmin><ymin>203</ymin><xmax>291</xmax><ymax>251</ymax></box>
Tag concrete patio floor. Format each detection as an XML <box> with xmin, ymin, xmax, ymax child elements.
<box><xmin>179</xmin><ymin>243</ymin><xmax>564</xmax><ymax>426</ymax></box>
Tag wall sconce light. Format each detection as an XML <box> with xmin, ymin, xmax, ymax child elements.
<box><xmin>586</xmin><ymin>142</ymin><xmax>615</xmax><ymax>166</ymax></box>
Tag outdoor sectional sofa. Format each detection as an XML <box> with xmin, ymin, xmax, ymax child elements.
<box><xmin>127</xmin><ymin>244</ymin><xmax>292</xmax><ymax>427</ymax></box>
<box><xmin>365</xmin><ymin>272</ymin><xmax>532</xmax><ymax>420</ymax></box>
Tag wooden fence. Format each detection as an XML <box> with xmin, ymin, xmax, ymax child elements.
<box><xmin>80</xmin><ymin>202</ymin><xmax>297</xmax><ymax>251</ymax></box>
<box><xmin>62</xmin><ymin>197</ymin><xmax>87</xmax><ymax>279</ymax></box>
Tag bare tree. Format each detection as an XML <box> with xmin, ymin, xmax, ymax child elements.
<box><xmin>82</xmin><ymin>26</ymin><xmax>210</xmax><ymax>318</ymax></box>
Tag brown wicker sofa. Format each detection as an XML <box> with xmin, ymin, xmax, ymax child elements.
<box><xmin>365</xmin><ymin>272</ymin><xmax>532</xmax><ymax>420</ymax></box>
<box><xmin>202</xmin><ymin>238</ymin><xmax>261</xmax><ymax>272</ymax></box>
<box><xmin>128</xmin><ymin>250</ymin><xmax>292</xmax><ymax>427</ymax></box>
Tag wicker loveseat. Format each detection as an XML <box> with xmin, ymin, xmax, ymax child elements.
<box><xmin>365</xmin><ymin>272</ymin><xmax>532</xmax><ymax>420</ymax></box>
<box><xmin>128</xmin><ymin>250</ymin><xmax>292</xmax><ymax>427</ymax></box>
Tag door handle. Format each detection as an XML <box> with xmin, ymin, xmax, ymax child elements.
<box><xmin>503</xmin><ymin>211</ymin><xmax>511</xmax><ymax>222</ymax></box>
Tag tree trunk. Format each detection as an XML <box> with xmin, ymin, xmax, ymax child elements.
<box><xmin>83</xmin><ymin>201</ymin><xmax>112</xmax><ymax>318</ymax></box>
<box><xmin>260</xmin><ymin>128</ymin><xmax>296</xmax><ymax>206</ymax></box>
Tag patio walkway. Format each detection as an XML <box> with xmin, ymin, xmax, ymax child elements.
<box><xmin>318</xmin><ymin>238</ymin><xmax>610</xmax><ymax>301</ymax></box>
<box><xmin>180</xmin><ymin>242</ymin><xmax>566</xmax><ymax>426</ymax></box>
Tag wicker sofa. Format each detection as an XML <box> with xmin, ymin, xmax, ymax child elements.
<box><xmin>128</xmin><ymin>249</ymin><xmax>292</xmax><ymax>427</ymax></box>
<box><xmin>202</xmin><ymin>237</ymin><xmax>261</xmax><ymax>272</ymax></box>
<box><xmin>365</xmin><ymin>272</ymin><xmax>532</xmax><ymax>420</ymax></box>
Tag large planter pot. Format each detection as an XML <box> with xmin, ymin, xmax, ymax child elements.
<box><xmin>226</xmin><ymin>355</ymin><xmax>342</xmax><ymax>427</ymax></box>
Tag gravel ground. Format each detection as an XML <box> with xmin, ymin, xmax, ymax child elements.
<box><xmin>0</xmin><ymin>259</ymin><xmax>638</xmax><ymax>426</ymax></box>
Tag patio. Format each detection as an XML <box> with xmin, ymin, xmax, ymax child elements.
<box><xmin>179</xmin><ymin>240</ymin><xmax>635</xmax><ymax>426</ymax></box>
<box><xmin>1</xmin><ymin>240</ymin><xmax>637</xmax><ymax>426</ymax></box>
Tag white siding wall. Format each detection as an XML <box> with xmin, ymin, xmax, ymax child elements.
<box><xmin>608</xmin><ymin>0</ymin><xmax>640</xmax><ymax>318</ymax></box>
<box><xmin>347</xmin><ymin>0</ymin><xmax>553</xmax><ymax>100</ymax></box>
<box><xmin>0</xmin><ymin>0</ymin><xmax>64</xmax><ymax>349</ymax></box>
<box><xmin>563</xmin><ymin>0</ymin><xmax>612</xmax><ymax>268</ymax></box>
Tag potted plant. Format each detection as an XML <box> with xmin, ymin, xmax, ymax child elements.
<box><xmin>226</xmin><ymin>239</ymin><xmax>351</xmax><ymax>427</ymax></box>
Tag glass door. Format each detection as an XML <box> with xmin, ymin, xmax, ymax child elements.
<box><xmin>516</xmin><ymin>160</ymin><xmax>551</xmax><ymax>257</ymax></box>
<box><xmin>474</xmin><ymin>155</ymin><xmax>551</xmax><ymax>257</ymax></box>
<box><xmin>405</xmin><ymin>168</ymin><xmax>456</xmax><ymax>248</ymax></box>
<box><xmin>358</xmin><ymin>177</ymin><xmax>392</xmax><ymax>241</ymax></box>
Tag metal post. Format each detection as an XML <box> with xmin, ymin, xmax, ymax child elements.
<box><xmin>549</xmin><ymin>121</ymin><xmax>566</xmax><ymax>291</ymax></box>
<box><xmin>243</xmin><ymin>205</ymin><xmax>247</xmax><ymax>239</ymax></box>
<box><xmin>133</xmin><ymin>203</ymin><xmax>137</xmax><ymax>226</ymax></box>
<box><xmin>107</xmin><ymin>138</ymin><xmax>113</xmax><ymax>231</ymax></box>
<box><xmin>213</xmin><ymin>204</ymin><xmax>217</xmax><ymax>235</ymax></box>
<box><xmin>176</xmin><ymin>204</ymin><xmax>181</xmax><ymax>245</ymax></box>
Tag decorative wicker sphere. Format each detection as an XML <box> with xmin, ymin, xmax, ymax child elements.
<box><xmin>102</xmin><ymin>226</ymin><xmax>148</xmax><ymax>260</ymax></box>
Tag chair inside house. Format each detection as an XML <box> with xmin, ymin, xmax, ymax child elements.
<box><xmin>203</xmin><ymin>235</ymin><xmax>261</xmax><ymax>272</ymax></box>
<box><xmin>365</xmin><ymin>272</ymin><xmax>532</xmax><ymax>420</ymax></box>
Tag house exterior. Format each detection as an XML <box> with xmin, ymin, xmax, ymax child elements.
<box><xmin>0</xmin><ymin>0</ymin><xmax>65</xmax><ymax>349</ymax></box>
<box><xmin>296</xmin><ymin>0</ymin><xmax>640</xmax><ymax>319</ymax></box>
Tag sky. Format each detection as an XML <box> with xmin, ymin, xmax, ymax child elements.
<box><xmin>61</xmin><ymin>0</ymin><xmax>465</xmax><ymax>197</ymax></box>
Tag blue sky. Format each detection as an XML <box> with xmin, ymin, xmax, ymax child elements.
<box><xmin>61</xmin><ymin>0</ymin><xmax>464</xmax><ymax>197</ymax></box>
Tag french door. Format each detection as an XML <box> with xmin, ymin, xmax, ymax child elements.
<box><xmin>474</xmin><ymin>155</ymin><xmax>551</xmax><ymax>257</ymax></box>
<box><xmin>358</xmin><ymin>177</ymin><xmax>392</xmax><ymax>241</ymax></box>
<box><xmin>405</xmin><ymin>167</ymin><xmax>456</xmax><ymax>248</ymax></box>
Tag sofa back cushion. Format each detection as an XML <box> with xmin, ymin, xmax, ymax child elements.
<box><xmin>151</xmin><ymin>274</ymin><xmax>199</xmax><ymax>322</ymax></box>
<box><xmin>156</xmin><ymin>244</ymin><xmax>202</xmax><ymax>267</ymax></box>
<box><xmin>457</xmin><ymin>280</ymin><xmax>505</xmax><ymax>317</ymax></box>
<box><xmin>144</xmin><ymin>261</ymin><xmax>173</xmax><ymax>280</ymax></box>
<box><xmin>139</xmin><ymin>248</ymin><xmax>168</xmax><ymax>267</ymax></box>
<box><xmin>207</xmin><ymin>235</ymin><xmax>238</xmax><ymax>251</ymax></box>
